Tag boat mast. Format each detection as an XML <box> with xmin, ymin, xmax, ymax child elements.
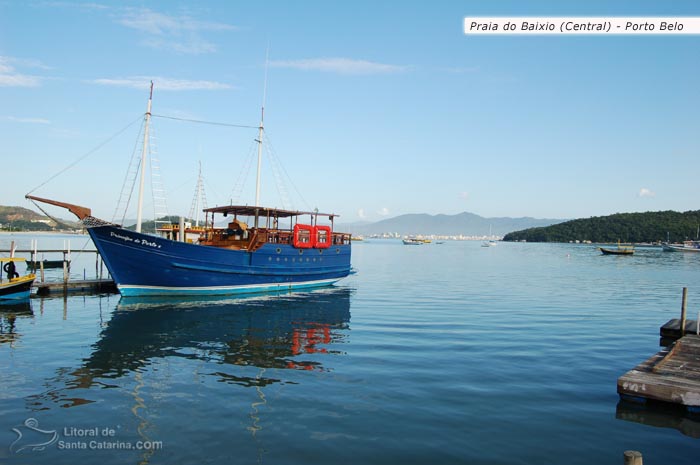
<box><xmin>136</xmin><ymin>81</ymin><xmax>154</xmax><ymax>233</ymax></box>
<box><xmin>255</xmin><ymin>48</ymin><xmax>269</xmax><ymax>208</ymax></box>
<box><xmin>254</xmin><ymin>107</ymin><xmax>264</xmax><ymax>207</ymax></box>
<box><xmin>195</xmin><ymin>161</ymin><xmax>202</xmax><ymax>227</ymax></box>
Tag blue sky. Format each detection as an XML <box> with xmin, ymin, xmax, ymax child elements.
<box><xmin>1</xmin><ymin>1</ymin><xmax>699</xmax><ymax>223</ymax></box>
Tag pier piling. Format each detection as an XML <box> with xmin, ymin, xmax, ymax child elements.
<box><xmin>623</xmin><ymin>450</ymin><xmax>643</xmax><ymax>465</ymax></box>
<box><xmin>680</xmin><ymin>287</ymin><xmax>688</xmax><ymax>335</ymax></box>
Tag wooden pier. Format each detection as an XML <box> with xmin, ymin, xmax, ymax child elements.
<box><xmin>34</xmin><ymin>279</ymin><xmax>117</xmax><ymax>296</ymax></box>
<box><xmin>618</xmin><ymin>335</ymin><xmax>700</xmax><ymax>412</ymax></box>
<box><xmin>660</xmin><ymin>319</ymin><xmax>699</xmax><ymax>341</ymax></box>
<box><xmin>617</xmin><ymin>287</ymin><xmax>700</xmax><ymax>414</ymax></box>
<box><xmin>618</xmin><ymin>287</ymin><xmax>700</xmax><ymax>412</ymax></box>
<box><xmin>2</xmin><ymin>240</ymin><xmax>113</xmax><ymax>296</ymax></box>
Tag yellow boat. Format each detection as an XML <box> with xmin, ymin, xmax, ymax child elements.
<box><xmin>1</xmin><ymin>258</ymin><xmax>36</xmax><ymax>300</ymax></box>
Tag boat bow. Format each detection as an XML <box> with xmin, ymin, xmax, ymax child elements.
<box><xmin>25</xmin><ymin>195</ymin><xmax>93</xmax><ymax>221</ymax></box>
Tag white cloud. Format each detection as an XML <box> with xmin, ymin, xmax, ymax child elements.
<box><xmin>1</xmin><ymin>56</ymin><xmax>52</xmax><ymax>71</ymax></box>
<box><xmin>116</xmin><ymin>7</ymin><xmax>236</xmax><ymax>54</ymax></box>
<box><xmin>638</xmin><ymin>188</ymin><xmax>655</xmax><ymax>198</ymax></box>
<box><xmin>459</xmin><ymin>191</ymin><xmax>469</xmax><ymax>200</ymax></box>
<box><xmin>357</xmin><ymin>208</ymin><xmax>366</xmax><ymax>219</ymax></box>
<box><xmin>4</xmin><ymin>116</ymin><xmax>51</xmax><ymax>124</ymax></box>
<box><xmin>0</xmin><ymin>56</ymin><xmax>44</xmax><ymax>87</ymax></box>
<box><xmin>39</xmin><ymin>2</ymin><xmax>110</xmax><ymax>11</ymax></box>
<box><xmin>377</xmin><ymin>207</ymin><xmax>390</xmax><ymax>217</ymax></box>
<box><xmin>90</xmin><ymin>76</ymin><xmax>232</xmax><ymax>91</ymax></box>
<box><xmin>40</xmin><ymin>4</ymin><xmax>235</xmax><ymax>54</ymax></box>
<box><xmin>117</xmin><ymin>8</ymin><xmax>235</xmax><ymax>34</ymax></box>
<box><xmin>0</xmin><ymin>74</ymin><xmax>42</xmax><ymax>87</ymax></box>
<box><xmin>269</xmin><ymin>58</ymin><xmax>408</xmax><ymax>75</ymax></box>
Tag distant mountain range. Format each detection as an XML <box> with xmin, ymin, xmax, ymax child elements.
<box><xmin>337</xmin><ymin>212</ymin><xmax>564</xmax><ymax>237</ymax></box>
<box><xmin>2</xmin><ymin>204</ymin><xmax>563</xmax><ymax>237</ymax></box>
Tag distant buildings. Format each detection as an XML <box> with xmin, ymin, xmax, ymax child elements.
<box><xmin>365</xmin><ymin>232</ymin><xmax>503</xmax><ymax>241</ymax></box>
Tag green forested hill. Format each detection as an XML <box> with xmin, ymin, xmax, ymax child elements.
<box><xmin>0</xmin><ymin>205</ymin><xmax>56</xmax><ymax>231</ymax></box>
<box><xmin>503</xmin><ymin>210</ymin><xmax>700</xmax><ymax>243</ymax></box>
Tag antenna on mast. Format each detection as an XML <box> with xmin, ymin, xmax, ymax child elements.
<box><xmin>254</xmin><ymin>45</ymin><xmax>270</xmax><ymax>207</ymax></box>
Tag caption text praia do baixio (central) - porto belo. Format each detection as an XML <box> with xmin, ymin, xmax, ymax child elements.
<box><xmin>463</xmin><ymin>17</ymin><xmax>700</xmax><ymax>35</ymax></box>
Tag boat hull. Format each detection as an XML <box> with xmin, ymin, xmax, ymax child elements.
<box><xmin>663</xmin><ymin>245</ymin><xmax>700</xmax><ymax>253</ymax></box>
<box><xmin>88</xmin><ymin>225</ymin><xmax>352</xmax><ymax>297</ymax></box>
<box><xmin>599</xmin><ymin>247</ymin><xmax>634</xmax><ymax>255</ymax></box>
<box><xmin>0</xmin><ymin>275</ymin><xmax>35</xmax><ymax>300</ymax></box>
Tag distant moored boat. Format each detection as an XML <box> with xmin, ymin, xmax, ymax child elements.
<box><xmin>663</xmin><ymin>241</ymin><xmax>700</xmax><ymax>253</ymax></box>
<box><xmin>598</xmin><ymin>243</ymin><xmax>635</xmax><ymax>255</ymax></box>
<box><xmin>402</xmin><ymin>238</ymin><xmax>424</xmax><ymax>245</ymax></box>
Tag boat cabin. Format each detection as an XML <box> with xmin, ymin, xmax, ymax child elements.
<box><xmin>197</xmin><ymin>205</ymin><xmax>351</xmax><ymax>251</ymax></box>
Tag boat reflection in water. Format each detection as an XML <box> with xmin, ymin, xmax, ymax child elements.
<box><xmin>28</xmin><ymin>288</ymin><xmax>352</xmax><ymax>410</ymax></box>
<box><xmin>0</xmin><ymin>301</ymin><xmax>33</xmax><ymax>347</ymax></box>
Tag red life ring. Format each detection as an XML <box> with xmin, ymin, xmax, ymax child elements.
<box><xmin>314</xmin><ymin>225</ymin><xmax>332</xmax><ymax>248</ymax></box>
<box><xmin>293</xmin><ymin>224</ymin><xmax>315</xmax><ymax>248</ymax></box>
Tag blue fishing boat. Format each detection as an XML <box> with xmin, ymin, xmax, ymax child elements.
<box><xmin>26</xmin><ymin>84</ymin><xmax>352</xmax><ymax>297</ymax></box>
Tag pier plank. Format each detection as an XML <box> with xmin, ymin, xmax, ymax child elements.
<box><xmin>618</xmin><ymin>335</ymin><xmax>700</xmax><ymax>409</ymax></box>
<box><xmin>660</xmin><ymin>319</ymin><xmax>699</xmax><ymax>338</ymax></box>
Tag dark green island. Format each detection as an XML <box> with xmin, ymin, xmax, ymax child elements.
<box><xmin>503</xmin><ymin>210</ymin><xmax>700</xmax><ymax>244</ymax></box>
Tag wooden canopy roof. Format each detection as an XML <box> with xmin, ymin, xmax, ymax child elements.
<box><xmin>203</xmin><ymin>205</ymin><xmax>339</xmax><ymax>219</ymax></box>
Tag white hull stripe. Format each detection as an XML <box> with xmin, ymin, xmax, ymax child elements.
<box><xmin>117</xmin><ymin>278</ymin><xmax>341</xmax><ymax>296</ymax></box>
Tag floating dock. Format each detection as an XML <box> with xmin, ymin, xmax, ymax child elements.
<box><xmin>34</xmin><ymin>279</ymin><xmax>117</xmax><ymax>296</ymax></box>
<box><xmin>618</xmin><ymin>335</ymin><xmax>700</xmax><ymax>413</ymax></box>
<box><xmin>660</xmin><ymin>318</ymin><xmax>699</xmax><ymax>341</ymax></box>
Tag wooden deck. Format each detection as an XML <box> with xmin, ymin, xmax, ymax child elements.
<box><xmin>660</xmin><ymin>318</ymin><xmax>699</xmax><ymax>339</ymax></box>
<box><xmin>618</xmin><ymin>335</ymin><xmax>700</xmax><ymax>412</ymax></box>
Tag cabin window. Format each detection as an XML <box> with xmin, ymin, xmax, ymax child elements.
<box><xmin>297</xmin><ymin>229</ymin><xmax>311</xmax><ymax>244</ymax></box>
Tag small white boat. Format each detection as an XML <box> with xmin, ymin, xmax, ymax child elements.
<box><xmin>402</xmin><ymin>238</ymin><xmax>424</xmax><ymax>245</ymax></box>
<box><xmin>663</xmin><ymin>241</ymin><xmax>700</xmax><ymax>253</ymax></box>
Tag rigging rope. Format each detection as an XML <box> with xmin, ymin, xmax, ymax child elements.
<box><xmin>25</xmin><ymin>114</ymin><xmax>144</xmax><ymax>195</ymax></box>
<box><xmin>27</xmin><ymin>198</ymin><xmax>81</xmax><ymax>231</ymax></box>
<box><xmin>263</xmin><ymin>130</ymin><xmax>311</xmax><ymax>211</ymax></box>
<box><xmin>151</xmin><ymin>114</ymin><xmax>258</xmax><ymax>129</ymax></box>
<box><xmin>229</xmin><ymin>139</ymin><xmax>258</xmax><ymax>204</ymax></box>
<box><xmin>112</xmin><ymin>119</ymin><xmax>145</xmax><ymax>224</ymax></box>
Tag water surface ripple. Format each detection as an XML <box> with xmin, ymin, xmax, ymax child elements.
<box><xmin>1</xmin><ymin>237</ymin><xmax>699</xmax><ymax>464</ymax></box>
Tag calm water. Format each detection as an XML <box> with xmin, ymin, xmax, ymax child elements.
<box><xmin>1</xmin><ymin>233</ymin><xmax>699</xmax><ymax>464</ymax></box>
